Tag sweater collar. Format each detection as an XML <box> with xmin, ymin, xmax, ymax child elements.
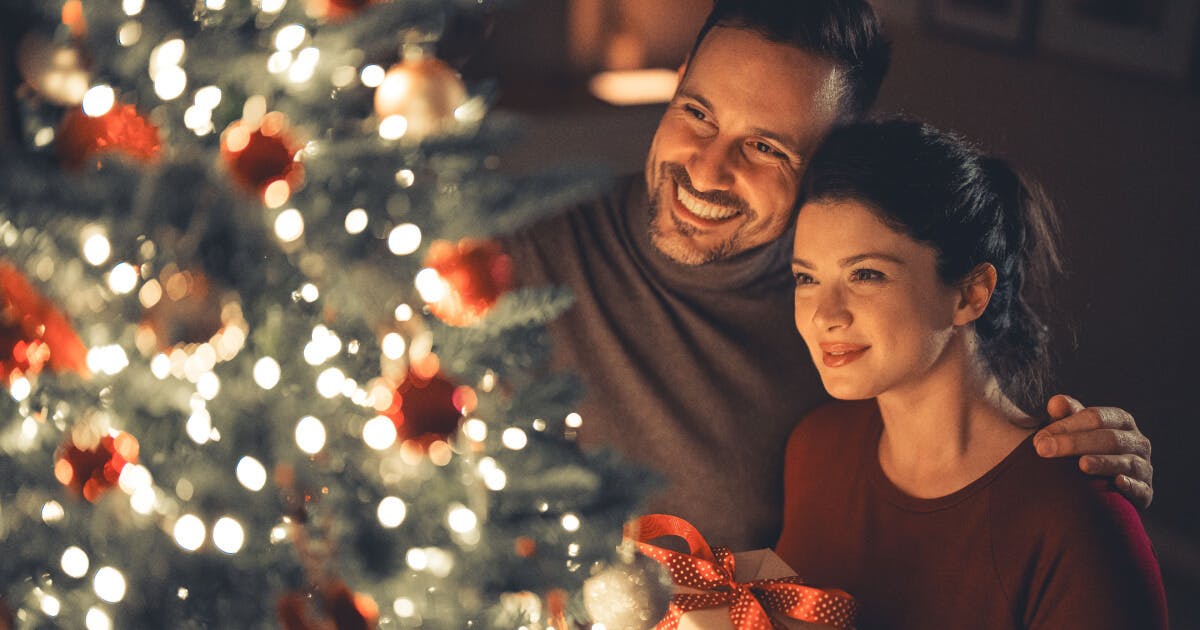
<box><xmin>622</xmin><ymin>175</ymin><xmax>795</xmax><ymax>294</ymax></box>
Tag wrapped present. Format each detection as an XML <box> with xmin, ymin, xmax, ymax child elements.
<box><xmin>630</xmin><ymin>514</ymin><xmax>857</xmax><ymax>630</ymax></box>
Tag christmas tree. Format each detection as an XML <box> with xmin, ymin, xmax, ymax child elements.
<box><xmin>0</xmin><ymin>1</ymin><xmax>656</xmax><ymax>627</ymax></box>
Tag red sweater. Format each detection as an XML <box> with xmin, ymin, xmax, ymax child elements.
<box><xmin>775</xmin><ymin>400</ymin><xmax>1168</xmax><ymax>629</ymax></box>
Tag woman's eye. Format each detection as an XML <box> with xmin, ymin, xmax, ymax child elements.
<box><xmin>851</xmin><ymin>268</ymin><xmax>886</xmax><ymax>282</ymax></box>
<box><xmin>792</xmin><ymin>271</ymin><xmax>815</xmax><ymax>286</ymax></box>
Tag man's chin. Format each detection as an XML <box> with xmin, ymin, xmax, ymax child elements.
<box><xmin>650</xmin><ymin>231</ymin><xmax>723</xmax><ymax>266</ymax></box>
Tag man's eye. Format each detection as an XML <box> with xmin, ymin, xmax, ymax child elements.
<box><xmin>751</xmin><ymin>141</ymin><xmax>787</xmax><ymax>160</ymax></box>
<box><xmin>851</xmin><ymin>269</ymin><xmax>886</xmax><ymax>282</ymax></box>
<box><xmin>684</xmin><ymin>105</ymin><xmax>707</xmax><ymax>121</ymax></box>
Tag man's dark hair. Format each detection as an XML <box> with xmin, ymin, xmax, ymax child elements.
<box><xmin>690</xmin><ymin>0</ymin><xmax>891</xmax><ymax>121</ymax></box>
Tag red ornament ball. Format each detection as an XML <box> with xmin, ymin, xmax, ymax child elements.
<box><xmin>422</xmin><ymin>238</ymin><xmax>512</xmax><ymax>326</ymax></box>
<box><xmin>278</xmin><ymin>583</ymin><xmax>377</xmax><ymax>630</ymax></box>
<box><xmin>373</xmin><ymin>57</ymin><xmax>467</xmax><ymax>140</ymax></box>
<box><xmin>220</xmin><ymin>112</ymin><xmax>304</xmax><ymax>201</ymax></box>
<box><xmin>386</xmin><ymin>369</ymin><xmax>473</xmax><ymax>447</ymax></box>
<box><xmin>0</xmin><ymin>261</ymin><xmax>88</xmax><ymax>380</ymax></box>
<box><xmin>56</xmin><ymin>104</ymin><xmax>161</xmax><ymax>169</ymax></box>
<box><xmin>54</xmin><ymin>430</ymin><xmax>139</xmax><ymax>502</ymax></box>
<box><xmin>307</xmin><ymin>0</ymin><xmax>374</xmax><ymax>20</ymax></box>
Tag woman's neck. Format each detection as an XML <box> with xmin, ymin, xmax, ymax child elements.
<box><xmin>875</xmin><ymin>334</ymin><xmax>1034</xmax><ymax>499</ymax></box>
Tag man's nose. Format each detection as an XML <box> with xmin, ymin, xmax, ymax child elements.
<box><xmin>687</xmin><ymin>137</ymin><xmax>735</xmax><ymax>192</ymax></box>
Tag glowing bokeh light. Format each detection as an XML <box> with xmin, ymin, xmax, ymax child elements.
<box><xmin>61</xmin><ymin>546</ymin><xmax>89</xmax><ymax>578</ymax></box>
<box><xmin>236</xmin><ymin>456</ymin><xmax>268</xmax><ymax>491</ymax></box>
<box><xmin>501</xmin><ymin>427</ymin><xmax>528</xmax><ymax>450</ymax></box>
<box><xmin>213</xmin><ymin>517</ymin><xmax>245</xmax><ymax>554</ymax></box>
<box><xmin>173</xmin><ymin>514</ymin><xmax>206</xmax><ymax>552</ymax></box>
<box><xmin>344</xmin><ymin>208</ymin><xmax>368</xmax><ymax>234</ymax></box>
<box><xmin>108</xmin><ymin>262</ymin><xmax>138</xmax><ymax>294</ymax></box>
<box><xmin>377</xmin><ymin>496</ymin><xmax>407</xmax><ymax>528</ymax></box>
<box><xmin>42</xmin><ymin>501</ymin><xmax>65</xmax><ymax>524</ymax></box>
<box><xmin>315</xmin><ymin>367</ymin><xmax>345</xmax><ymax>398</ymax></box>
<box><xmin>82</xmin><ymin>232</ymin><xmax>111</xmax><ymax>265</ymax></box>
<box><xmin>561</xmin><ymin>513</ymin><xmax>581</xmax><ymax>532</ymax></box>
<box><xmin>462</xmin><ymin>418</ymin><xmax>487</xmax><ymax>442</ymax></box>
<box><xmin>388</xmin><ymin>223</ymin><xmax>421</xmax><ymax>256</ymax></box>
<box><xmin>363</xmin><ymin>415</ymin><xmax>397</xmax><ymax>450</ymax></box>
<box><xmin>274</xmin><ymin>24</ymin><xmax>306</xmax><ymax>52</ymax></box>
<box><xmin>253</xmin><ymin>357</ymin><xmax>281</xmax><ymax>389</ymax></box>
<box><xmin>447</xmin><ymin>504</ymin><xmax>478</xmax><ymax>533</ymax></box>
<box><xmin>295</xmin><ymin>416</ymin><xmax>326</xmax><ymax>455</ymax></box>
<box><xmin>82</xmin><ymin>85</ymin><xmax>115</xmax><ymax>117</ymax></box>
<box><xmin>360</xmin><ymin>64</ymin><xmax>385</xmax><ymax>87</ymax></box>
<box><xmin>275</xmin><ymin>208</ymin><xmax>304</xmax><ymax>242</ymax></box>
<box><xmin>379</xmin><ymin>114</ymin><xmax>408</xmax><ymax>140</ymax></box>
<box><xmin>85</xmin><ymin>607</ymin><xmax>112</xmax><ymax>630</ymax></box>
<box><xmin>93</xmin><ymin>566</ymin><xmax>126</xmax><ymax>602</ymax></box>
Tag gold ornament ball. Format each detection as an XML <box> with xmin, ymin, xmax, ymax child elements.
<box><xmin>582</xmin><ymin>555</ymin><xmax>674</xmax><ymax>630</ymax></box>
<box><xmin>373</xmin><ymin>57</ymin><xmax>468</xmax><ymax>140</ymax></box>
<box><xmin>16</xmin><ymin>33</ymin><xmax>90</xmax><ymax>106</ymax></box>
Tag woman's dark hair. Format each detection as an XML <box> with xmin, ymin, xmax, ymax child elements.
<box><xmin>690</xmin><ymin>0</ymin><xmax>892</xmax><ymax>122</ymax></box>
<box><xmin>800</xmin><ymin>118</ymin><xmax>1064</xmax><ymax>417</ymax></box>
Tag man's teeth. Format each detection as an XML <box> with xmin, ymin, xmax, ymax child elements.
<box><xmin>676</xmin><ymin>185</ymin><xmax>739</xmax><ymax>220</ymax></box>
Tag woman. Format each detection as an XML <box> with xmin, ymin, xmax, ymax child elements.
<box><xmin>774</xmin><ymin>119</ymin><xmax>1167</xmax><ymax>628</ymax></box>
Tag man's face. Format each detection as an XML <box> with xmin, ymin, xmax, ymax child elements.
<box><xmin>645</xmin><ymin>26</ymin><xmax>843</xmax><ymax>265</ymax></box>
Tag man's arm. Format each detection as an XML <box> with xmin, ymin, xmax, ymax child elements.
<box><xmin>1033</xmin><ymin>394</ymin><xmax>1154</xmax><ymax>509</ymax></box>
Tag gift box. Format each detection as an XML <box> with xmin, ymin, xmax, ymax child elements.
<box><xmin>630</xmin><ymin>515</ymin><xmax>857</xmax><ymax>630</ymax></box>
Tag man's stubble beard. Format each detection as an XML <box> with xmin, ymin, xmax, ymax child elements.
<box><xmin>646</xmin><ymin>160</ymin><xmax>745</xmax><ymax>266</ymax></box>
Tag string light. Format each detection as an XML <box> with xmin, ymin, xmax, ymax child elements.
<box><xmin>212</xmin><ymin>517</ymin><xmax>245</xmax><ymax>554</ymax></box>
<box><xmin>82</xmin><ymin>85</ymin><xmax>115</xmax><ymax>117</ymax></box>
<box><xmin>295</xmin><ymin>416</ymin><xmax>326</xmax><ymax>454</ymax></box>
<box><xmin>363</xmin><ymin>415</ymin><xmax>397</xmax><ymax>450</ymax></box>
<box><xmin>93</xmin><ymin>566</ymin><xmax>127</xmax><ymax>602</ymax></box>
<box><xmin>61</xmin><ymin>546</ymin><xmax>90</xmax><ymax>578</ymax></box>
<box><xmin>377</xmin><ymin>496</ymin><xmax>407</xmax><ymax>528</ymax></box>
<box><xmin>236</xmin><ymin>456</ymin><xmax>268</xmax><ymax>491</ymax></box>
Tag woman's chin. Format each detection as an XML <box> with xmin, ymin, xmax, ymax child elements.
<box><xmin>820</xmin><ymin>378</ymin><xmax>878</xmax><ymax>401</ymax></box>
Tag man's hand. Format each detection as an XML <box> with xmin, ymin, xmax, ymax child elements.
<box><xmin>1033</xmin><ymin>394</ymin><xmax>1153</xmax><ymax>509</ymax></box>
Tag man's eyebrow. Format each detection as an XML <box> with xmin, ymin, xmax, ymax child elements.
<box><xmin>790</xmin><ymin>253</ymin><xmax>907</xmax><ymax>268</ymax></box>
<box><xmin>676</xmin><ymin>89</ymin><xmax>713</xmax><ymax>112</ymax></box>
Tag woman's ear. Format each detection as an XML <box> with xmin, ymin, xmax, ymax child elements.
<box><xmin>953</xmin><ymin>263</ymin><xmax>997</xmax><ymax>326</ymax></box>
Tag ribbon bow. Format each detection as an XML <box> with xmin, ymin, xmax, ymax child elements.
<box><xmin>629</xmin><ymin>514</ymin><xmax>857</xmax><ymax>630</ymax></box>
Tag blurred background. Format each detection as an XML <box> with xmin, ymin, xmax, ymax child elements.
<box><xmin>460</xmin><ymin>0</ymin><xmax>1200</xmax><ymax>625</ymax></box>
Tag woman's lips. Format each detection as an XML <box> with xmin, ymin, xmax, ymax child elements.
<box><xmin>819</xmin><ymin>342</ymin><xmax>869</xmax><ymax>368</ymax></box>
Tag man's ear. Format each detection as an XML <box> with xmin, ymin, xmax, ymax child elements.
<box><xmin>953</xmin><ymin>262</ymin><xmax>997</xmax><ymax>326</ymax></box>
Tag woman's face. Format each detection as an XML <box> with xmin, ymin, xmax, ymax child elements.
<box><xmin>792</xmin><ymin>199</ymin><xmax>963</xmax><ymax>400</ymax></box>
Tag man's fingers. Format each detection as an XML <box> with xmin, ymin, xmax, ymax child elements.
<box><xmin>1035</xmin><ymin>425</ymin><xmax>1151</xmax><ymax>459</ymax></box>
<box><xmin>1037</xmin><ymin>405</ymin><xmax>1138</xmax><ymax>436</ymax></box>
<box><xmin>1113</xmin><ymin>474</ymin><xmax>1154</xmax><ymax>510</ymax></box>
<box><xmin>1080</xmin><ymin>453</ymin><xmax>1154</xmax><ymax>487</ymax></box>
<box><xmin>1045</xmin><ymin>393</ymin><xmax>1084</xmax><ymax>421</ymax></box>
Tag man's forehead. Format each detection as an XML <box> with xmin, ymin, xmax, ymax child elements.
<box><xmin>682</xmin><ymin>27</ymin><xmax>840</xmax><ymax>150</ymax></box>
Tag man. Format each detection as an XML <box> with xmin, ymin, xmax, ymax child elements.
<box><xmin>502</xmin><ymin>0</ymin><xmax>1153</xmax><ymax>550</ymax></box>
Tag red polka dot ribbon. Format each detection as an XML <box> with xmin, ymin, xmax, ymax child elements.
<box><xmin>628</xmin><ymin>514</ymin><xmax>858</xmax><ymax>630</ymax></box>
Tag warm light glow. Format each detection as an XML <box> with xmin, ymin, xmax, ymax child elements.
<box><xmin>197</xmin><ymin>372</ymin><xmax>220</xmax><ymax>400</ymax></box>
<box><xmin>405</xmin><ymin>548</ymin><xmax>428</xmax><ymax>570</ymax></box>
<box><xmin>42</xmin><ymin>501</ymin><xmax>65</xmax><ymax>524</ymax></box>
<box><xmin>10</xmin><ymin>377</ymin><xmax>31</xmax><ymax>401</ymax></box>
<box><xmin>360</xmin><ymin>64</ymin><xmax>385</xmax><ymax>87</ymax></box>
<box><xmin>274</xmin><ymin>24</ymin><xmax>306</xmax><ymax>52</ymax></box>
<box><xmin>82</xmin><ymin>85</ymin><xmax>116</xmax><ymax>117</ymax></box>
<box><xmin>388</xmin><ymin>223</ymin><xmax>422</xmax><ymax>255</ymax></box>
<box><xmin>186</xmin><ymin>409</ymin><xmax>212</xmax><ymax>445</ymax></box>
<box><xmin>108</xmin><ymin>262</ymin><xmax>139</xmax><ymax>294</ymax></box>
<box><xmin>483</xmin><ymin>467</ymin><xmax>506</xmax><ymax>491</ymax></box>
<box><xmin>87</xmin><ymin>345</ymin><xmax>129</xmax><ymax>376</ymax></box>
<box><xmin>394</xmin><ymin>598</ymin><xmax>416</xmax><ymax>617</ymax></box>
<box><xmin>117</xmin><ymin>464</ymin><xmax>152</xmax><ymax>494</ymax></box>
<box><xmin>41</xmin><ymin>593</ymin><xmax>61</xmax><ymax>617</ymax></box>
<box><xmin>394</xmin><ymin>169</ymin><xmax>415</xmax><ymax>188</ymax></box>
<box><xmin>381</xmin><ymin>332</ymin><xmax>407</xmax><ymax>360</ymax></box>
<box><xmin>150</xmin><ymin>39</ymin><xmax>185</xmax><ymax>74</ymax></box>
<box><xmin>394</xmin><ymin>304</ymin><xmax>413</xmax><ymax>321</ymax></box>
<box><xmin>150</xmin><ymin>353</ymin><xmax>170</xmax><ymax>379</ymax></box>
<box><xmin>82</xmin><ymin>232</ymin><xmax>112</xmax><ymax>265</ymax></box>
<box><xmin>213</xmin><ymin>517</ymin><xmax>245</xmax><ymax>554</ymax></box>
<box><xmin>447</xmin><ymin>504</ymin><xmax>478</xmax><ymax>533</ymax></box>
<box><xmin>315</xmin><ymin>367</ymin><xmax>345</xmax><ymax>398</ymax></box>
<box><xmin>123</xmin><ymin>0</ymin><xmax>144</xmax><ymax>16</ymax></box>
<box><xmin>85</xmin><ymin>607</ymin><xmax>112</xmax><ymax>630</ymax></box>
<box><xmin>268</xmin><ymin>51</ymin><xmax>292</xmax><ymax>74</ymax></box>
<box><xmin>295</xmin><ymin>416</ymin><xmax>326</xmax><ymax>454</ymax></box>
<box><xmin>344</xmin><ymin>208</ymin><xmax>368</xmax><ymax>234</ymax></box>
<box><xmin>299</xmin><ymin>283</ymin><xmax>319</xmax><ymax>302</ymax></box>
<box><xmin>259</xmin><ymin>0</ymin><xmax>285</xmax><ymax>12</ymax></box>
<box><xmin>561</xmin><ymin>513</ymin><xmax>581</xmax><ymax>532</ymax></box>
<box><xmin>414</xmin><ymin>267</ymin><xmax>447</xmax><ymax>303</ymax></box>
<box><xmin>264</xmin><ymin>180</ymin><xmax>291</xmax><ymax>208</ymax></box>
<box><xmin>379</xmin><ymin>114</ymin><xmax>408</xmax><ymax>140</ymax></box>
<box><xmin>236</xmin><ymin>456</ymin><xmax>268</xmax><ymax>491</ymax></box>
<box><xmin>154</xmin><ymin>66</ymin><xmax>188</xmax><ymax>100</ymax></box>
<box><xmin>363</xmin><ymin>415</ymin><xmax>397</xmax><ymax>450</ymax></box>
<box><xmin>462</xmin><ymin>418</ymin><xmax>487</xmax><ymax>442</ymax></box>
<box><xmin>62</xmin><ymin>546</ymin><xmax>89</xmax><ymax>577</ymax></box>
<box><xmin>275</xmin><ymin>208</ymin><xmax>304</xmax><ymax>242</ymax></box>
<box><xmin>289</xmin><ymin>47</ymin><xmax>319</xmax><ymax>83</ymax></box>
<box><xmin>565</xmin><ymin>412</ymin><xmax>583</xmax><ymax>428</ymax></box>
<box><xmin>253</xmin><ymin>357</ymin><xmax>281</xmax><ymax>389</ymax></box>
<box><xmin>588</xmin><ymin>68</ymin><xmax>679</xmax><ymax>106</ymax></box>
<box><xmin>502</xmin><ymin>427</ymin><xmax>528</xmax><ymax>450</ymax></box>
<box><xmin>173</xmin><ymin>514</ymin><xmax>206</xmax><ymax>551</ymax></box>
<box><xmin>93</xmin><ymin>566</ymin><xmax>127</xmax><ymax>602</ymax></box>
<box><xmin>195</xmin><ymin>85</ymin><xmax>222</xmax><ymax>109</ymax></box>
<box><xmin>377</xmin><ymin>496</ymin><xmax>407</xmax><ymax>528</ymax></box>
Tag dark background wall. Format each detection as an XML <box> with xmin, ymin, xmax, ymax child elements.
<box><xmin>473</xmin><ymin>0</ymin><xmax>1200</xmax><ymax>624</ymax></box>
